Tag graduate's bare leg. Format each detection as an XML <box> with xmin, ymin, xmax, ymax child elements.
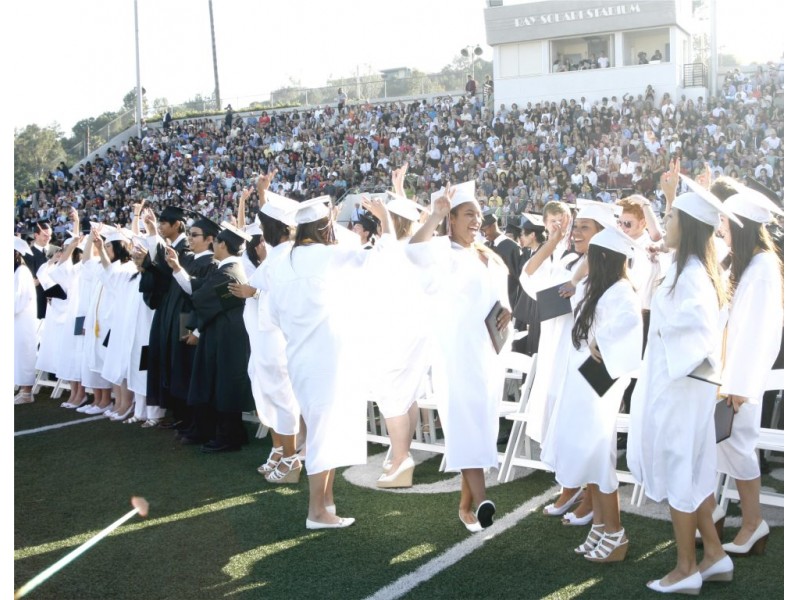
<box><xmin>697</xmin><ymin>494</ymin><xmax>727</xmax><ymax>571</ymax></box>
<box><xmin>656</xmin><ymin>507</ymin><xmax>698</xmax><ymax>585</ymax></box>
<box><xmin>113</xmin><ymin>381</ymin><xmax>133</xmax><ymax>416</ymax></box>
<box><xmin>270</xmin><ymin>432</ymin><xmax>298</xmax><ymax>477</ymax></box>
<box><xmin>729</xmin><ymin>477</ymin><xmax>763</xmax><ymax>545</ymax></box>
<box><xmin>383</xmin><ymin>414</ymin><xmax>412</xmax><ymax>476</ymax></box>
<box><xmin>308</xmin><ymin>469</ymin><xmax>340</xmax><ymax>523</ymax></box>
<box><xmin>95</xmin><ymin>388</ymin><xmax>112</xmax><ymax>409</ymax></box>
<box><xmin>460</xmin><ymin>468</ymin><xmax>486</xmax><ymax>524</ymax></box>
<box><xmin>594</xmin><ymin>486</ymin><xmax>622</xmax><ymax>534</ymax></box>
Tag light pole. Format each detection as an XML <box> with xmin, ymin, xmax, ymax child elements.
<box><xmin>461</xmin><ymin>44</ymin><xmax>484</xmax><ymax>79</ymax></box>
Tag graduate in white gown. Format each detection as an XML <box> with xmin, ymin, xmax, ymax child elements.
<box><xmin>521</xmin><ymin>200</ymin><xmax>616</xmax><ymax>523</ymax></box>
<box><xmin>546</xmin><ymin>227</ymin><xmax>642</xmax><ymax>563</ymax></box>
<box><xmin>230</xmin><ymin>182</ymin><xmax>302</xmax><ymax>483</ymax></box>
<box><xmin>269</xmin><ymin>194</ymin><xmax>394</xmax><ymax>529</ymax></box>
<box><xmin>371</xmin><ymin>165</ymin><xmax>430</xmax><ymax>489</ymax></box>
<box><xmin>627</xmin><ymin>182</ymin><xmax>739</xmax><ymax>594</ymax></box>
<box><xmin>51</xmin><ymin>230</ymin><xmax>87</xmax><ymax>408</ymax></box>
<box><xmin>92</xmin><ymin>227</ymin><xmax>138</xmax><ymax>419</ymax></box>
<box><xmin>14</xmin><ymin>238</ymin><xmax>37</xmax><ymax>404</ymax></box>
<box><xmin>406</xmin><ymin>181</ymin><xmax>511</xmax><ymax>533</ymax></box>
<box><xmin>34</xmin><ymin>247</ymin><xmax>70</xmax><ymax>377</ymax></box>
<box><xmin>710</xmin><ymin>181</ymin><xmax>783</xmax><ymax>557</ymax></box>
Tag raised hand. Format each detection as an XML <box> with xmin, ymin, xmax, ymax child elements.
<box><xmin>164</xmin><ymin>245</ymin><xmax>181</xmax><ymax>272</ymax></box>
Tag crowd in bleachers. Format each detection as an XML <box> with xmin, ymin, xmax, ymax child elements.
<box><xmin>15</xmin><ymin>63</ymin><xmax>783</xmax><ymax>238</ymax></box>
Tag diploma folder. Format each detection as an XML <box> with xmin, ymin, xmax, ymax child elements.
<box><xmin>687</xmin><ymin>358</ymin><xmax>722</xmax><ymax>387</ymax></box>
<box><xmin>484</xmin><ymin>301</ymin><xmax>509</xmax><ymax>354</ymax></box>
<box><xmin>578</xmin><ymin>356</ymin><xmax>618</xmax><ymax>397</ymax></box>
<box><xmin>536</xmin><ymin>282</ymin><xmax>573</xmax><ymax>321</ymax></box>
<box><xmin>715</xmin><ymin>398</ymin><xmax>735</xmax><ymax>443</ymax></box>
<box><xmin>74</xmin><ymin>316</ymin><xmax>86</xmax><ymax>336</ymax></box>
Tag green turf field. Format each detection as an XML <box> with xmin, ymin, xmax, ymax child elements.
<box><xmin>14</xmin><ymin>393</ymin><xmax>783</xmax><ymax>599</ymax></box>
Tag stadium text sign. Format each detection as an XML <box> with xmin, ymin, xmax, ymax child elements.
<box><xmin>513</xmin><ymin>3</ymin><xmax>642</xmax><ymax>28</ymax></box>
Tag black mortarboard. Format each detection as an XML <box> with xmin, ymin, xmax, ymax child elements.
<box><xmin>744</xmin><ymin>175</ymin><xmax>783</xmax><ymax>208</ymax></box>
<box><xmin>505</xmin><ymin>219</ymin><xmax>522</xmax><ymax>237</ymax></box>
<box><xmin>218</xmin><ymin>221</ymin><xmax>252</xmax><ymax>251</ymax></box>
<box><xmin>481</xmin><ymin>210</ymin><xmax>497</xmax><ymax>228</ymax></box>
<box><xmin>35</xmin><ymin>218</ymin><xmax>52</xmax><ymax>230</ymax></box>
<box><xmin>357</xmin><ymin>212</ymin><xmax>380</xmax><ymax>236</ymax></box>
<box><xmin>185</xmin><ymin>210</ymin><xmax>222</xmax><ymax>238</ymax></box>
<box><xmin>158</xmin><ymin>205</ymin><xmax>186</xmax><ymax>223</ymax></box>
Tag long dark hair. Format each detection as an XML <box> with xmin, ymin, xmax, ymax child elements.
<box><xmin>110</xmin><ymin>240</ymin><xmax>131</xmax><ymax>263</ymax></box>
<box><xmin>670</xmin><ymin>210</ymin><xmax>728</xmax><ymax>307</ymax></box>
<box><xmin>729</xmin><ymin>215</ymin><xmax>781</xmax><ymax>292</ymax></box>
<box><xmin>258</xmin><ymin>212</ymin><xmax>291</xmax><ymax>247</ymax></box>
<box><xmin>245</xmin><ymin>234</ymin><xmax>263</xmax><ymax>267</ymax></box>
<box><xmin>291</xmin><ymin>216</ymin><xmax>333</xmax><ymax>262</ymax></box>
<box><xmin>572</xmin><ymin>245</ymin><xmax>627</xmax><ymax>349</ymax></box>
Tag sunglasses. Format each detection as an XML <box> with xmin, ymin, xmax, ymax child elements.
<box><xmin>618</xmin><ymin>219</ymin><xmax>635</xmax><ymax>228</ymax></box>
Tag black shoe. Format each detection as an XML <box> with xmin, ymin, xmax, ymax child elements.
<box><xmin>201</xmin><ymin>440</ymin><xmax>241</xmax><ymax>453</ymax></box>
<box><xmin>477</xmin><ymin>500</ymin><xmax>496</xmax><ymax>528</ymax></box>
<box><xmin>180</xmin><ymin>435</ymin><xmax>207</xmax><ymax>446</ymax></box>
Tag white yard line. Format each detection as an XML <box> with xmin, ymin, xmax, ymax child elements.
<box><xmin>363</xmin><ymin>485</ymin><xmax>559</xmax><ymax>600</ymax></box>
<box><xmin>15</xmin><ymin>416</ymin><xmax>107</xmax><ymax>436</ymax></box>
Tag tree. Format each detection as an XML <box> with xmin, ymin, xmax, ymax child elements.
<box><xmin>14</xmin><ymin>124</ymin><xmax>66</xmax><ymax>194</ymax></box>
<box><xmin>122</xmin><ymin>86</ymin><xmax>149</xmax><ymax>116</ymax></box>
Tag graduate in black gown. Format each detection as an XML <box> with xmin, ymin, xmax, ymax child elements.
<box><xmin>139</xmin><ymin>206</ymin><xmax>195</xmax><ymax>428</ymax></box>
<box><xmin>23</xmin><ymin>219</ymin><xmax>65</xmax><ymax>320</ymax></box>
<box><xmin>166</xmin><ymin>221</ymin><xmax>255</xmax><ymax>452</ymax></box>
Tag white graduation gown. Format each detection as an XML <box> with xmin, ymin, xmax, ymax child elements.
<box><xmin>542</xmin><ymin>280</ymin><xmax>642</xmax><ymax>493</ymax></box>
<box><xmin>125</xmin><ymin>274</ymin><xmax>154</xmax><ymax>397</ymax></box>
<box><xmin>520</xmin><ymin>251</ymin><xmax>583</xmax><ymax>443</ymax></box>
<box><xmin>34</xmin><ymin>261</ymin><xmax>71</xmax><ymax>374</ymax></box>
<box><xmin>627</xmin><ymin>257</ymin><xmax>725</xmax><ymax>512</ymax></box>
<box><xmin>269</xmin><ymin>239</ymin><xmax>389</xmax><ymax>474</ymax></box>
<box><xmin>406</xmin><ymin>238</ymin><xmax>509</xmax><ymax>472</ymax></box>
<box><xmin>246</xmin><ymin>244</ymin><xmax>300</xmax><ymax>436</ymax></box>
<box><xmin>370</xmin><ymin>239</ymin><xmax>432</xmax><ymax>418</ymax></box>
<box><xmin>100</xmin><ymin>263</ymin><xmax>142</xmax><ymax>385</ymax></box>
<box><xmin>717</xmin><ymin>252</ymin><xmax>783</xmax><ymax>480</ymax></box>
<box><xmin>80</xmin><ymin>259</ymin><xmax>110</xmax><ymax>389</ymax></box>
<box><xmin>49</xmin><ymin>261</ymin><xmax>84</xmax><ymax>381</ymax></box>
<box><xmin>15</xmin><ymin>264</ymin><xmax>38</xmax><ymax>386</ymax></box>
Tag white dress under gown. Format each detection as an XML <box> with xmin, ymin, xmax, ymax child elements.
<box><xmin>520</xmin><ymin>250</ymin><xmax>583</xmax><ymax>444</ymax></box>
<box><xmin>49</xmin><ymin>260</ymin><xmax>84</xmax><ymax>381</ymax></box>
<box><xmin>627</xmin><ymin>257</ymin><xmax>725</xmax><ymax>512</ymax></box>
<box><xmin>717</xmin><ymin>252</ymin><xmax>783</xmax><ymax>480</ymax></box>
<box><xmin>15</xmin><ymin>263</ymin><xmax>38</xmax><ymax>387</ymax></box>
<box><xmin>269</xmin><ymin>239</ymin><xmax>389</xmax><ymax>475</ymax></box>
<box><xmin>245</xmin><ymin>244</ymin><xmax>300</xmax><ymax>436</ymax></box>
<box><xmin>542</xmin><ymin>279</ymin><xmax>642</xmax><ymax>494</ymax></box>
<box><xmin>34</xmin><ymin>261</ymin><xmax>71</xmax><ymax>375</ymax></box>
<box><xmin>405</xmin><ymin>238</ymin><xmax>510</xmax><ymax>472</ymax></box>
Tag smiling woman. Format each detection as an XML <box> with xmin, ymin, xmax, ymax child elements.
<box><xmin>407</xmin><ymin>180</ymin><xmax>512</xmax><ymax>533</ymax></box>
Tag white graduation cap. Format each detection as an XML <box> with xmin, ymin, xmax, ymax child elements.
<box><xmin>386</xmin><ymin>191</ymin><xmax>424</xmax><ymax>222</ymax></box>
<box><xmin>104</xmin><ymin>227</ymin><xmax>134</xmax><ymax>244</ymax></box>
<box><xmin>575</xmin><ymin>199</ymin><xmax>617</xmax><ymax>229</ymax></box>
<box><xmin>244</xmin><ymin>222</ymin><xmax>262</xmax><ymax>237</ymax></box>
<box><xmin>14</xmin><ymin>237</ymin><xmax>32</xmax><ymax>256</ymax></box>
<box><xmin>219</xmin><ymin>220</ymin><xmax>252</xmax><ymax>243</ymax></box>
<box><xmin>430</xmin><ymin>180</ymin><xmax>477</xmax><ymax>210</ymax></box>
<box><xmin>260</xmin><ymin>191</ymin><xmax>299</xmax><ymax>227</ymax></box>
<box><xmin>590</xmin><ymin>226</ymin><xmax>636</xmax><ymax>259</ymax></box>
<box><xmin>520</xmin><ymin>213</ymin><xmax>545</xmax><ymax>228</ymax></box>
<box><xmin>675</xmin><ymin>175</ymin><xmax>743</xmax><ymax>228</ymax></box>
<box><xmin>294</xmin><ymin>195</ymin><xmax>332</xmax><ymax>225</ymax></box>
<box><xmin>724</xmin><ymin>189</ymin><xmax>783</xmax><ymax>224</ymax></box>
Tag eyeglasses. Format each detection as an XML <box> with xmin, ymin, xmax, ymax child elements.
<box><xmin>618</xmin><ymin>219</ymin><xmax>635</xmax><ymax>228</ymax></box>
<box><xmin>188</xmin><ymin>232</ymin><xmax>205</xmax><ymax>238</ymax></box>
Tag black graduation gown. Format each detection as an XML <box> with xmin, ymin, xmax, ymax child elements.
<box><xmin>491</xmin><ymin>236</ymin><xmax>523</xmax><ymax>308</ymax></box>
<box><xmin>142</xmin><ymin>238</ymin><xmax>196</xmax><ymax>407</ymax></box>
<box><xmin>512</xmin><ymin>246</ymin><xmax>541</xmax><ymax>356</ymax></box>
<box><xmin>187</xmin><ymin>261</ymin><xmax>254</xmax><ymax>413</ymax></box>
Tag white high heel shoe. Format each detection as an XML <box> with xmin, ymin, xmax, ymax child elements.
<box><xmin>722</xmin><ymin>520</ymin><xmax>769</xmax><ymax>556</ymax></box>
<box><xmin>376</xmin><ymin>456</ymin><xmax>414</xmax><ymax>488</ymax></box>
<box><xmin>646</xmin><ymin>571</ymin><xmax>702</xmax><ymax>595</ymax></box>
<box><xmin>700</xmin><ymin>555</ymin><xmax>734</xmax><ymax>582</ymax></box>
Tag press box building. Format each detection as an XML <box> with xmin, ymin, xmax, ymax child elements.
<box><xmin>483</xmin><ymin>0</ymin><xmax>709</xmax><ymax>109</ymax></box>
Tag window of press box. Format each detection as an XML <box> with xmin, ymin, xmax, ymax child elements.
<box><xmin>623</xmin><ymin>28</ymin><xmax>670</xmax><ymax>66</ymax></box>
<box><xmin>550</xmin><ymin>35</ymin><xmax>614</xmax><ymax>72</ymax></box>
